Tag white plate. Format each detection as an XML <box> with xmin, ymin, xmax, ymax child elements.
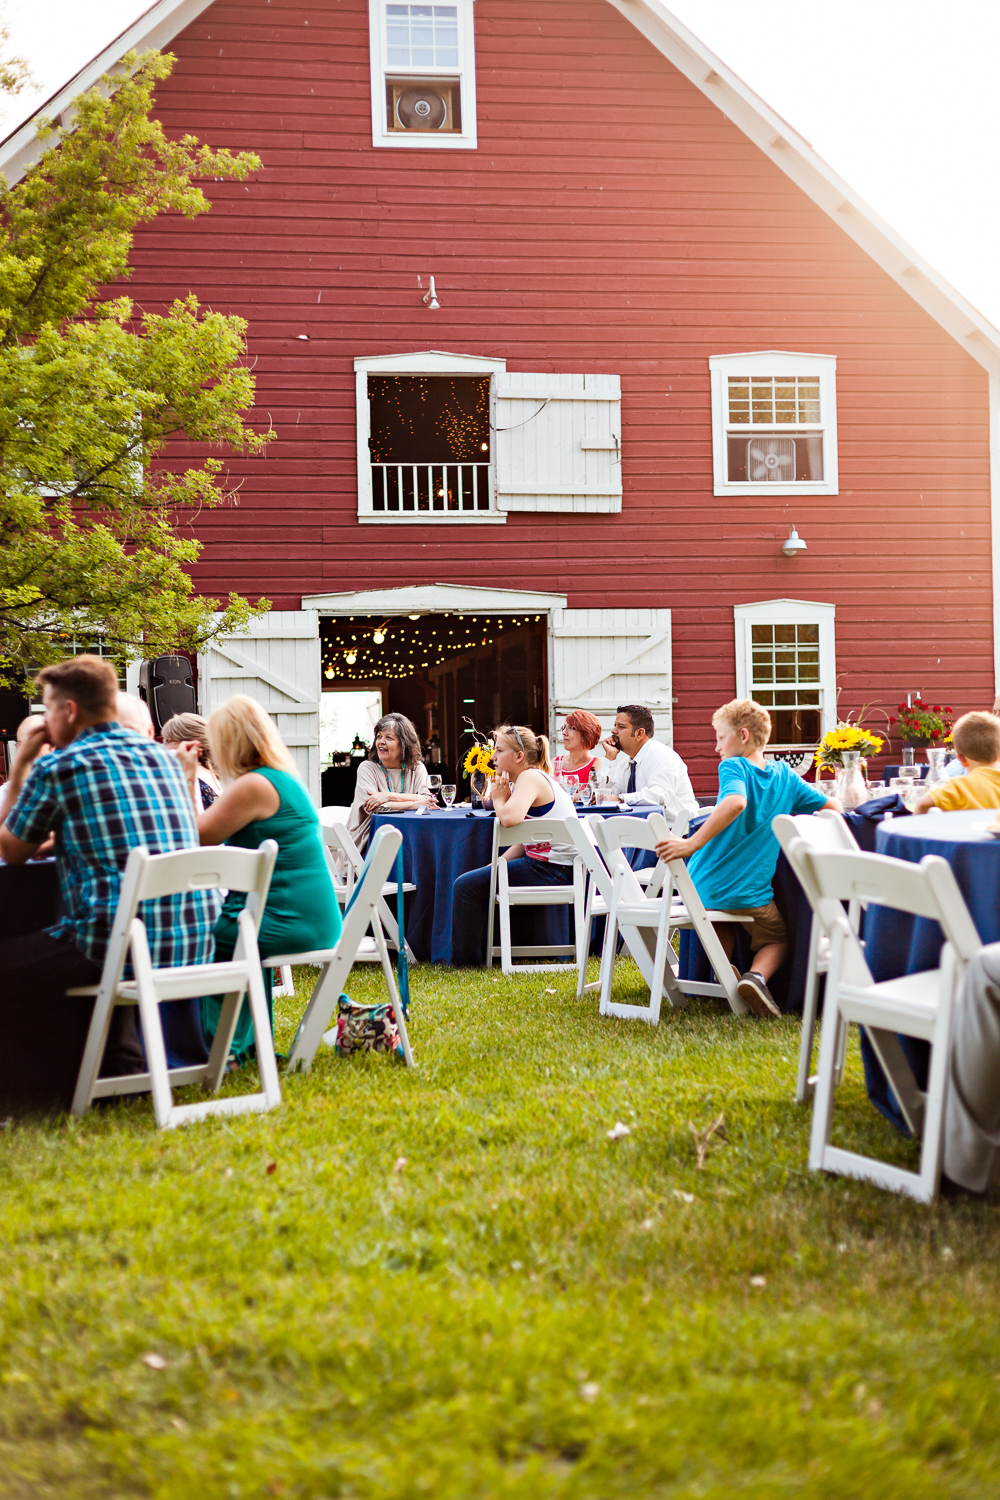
<box><xmin>971</xmin><ymin>820</ymin><xmax>1000</xmax><ymax>839</ymax></box>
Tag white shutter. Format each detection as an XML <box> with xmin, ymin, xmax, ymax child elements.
<box><xmin>550</xmin><ymin>608</ymin><xmax>673</xmax><ymax>745</ymax></box>
<box><xmin>198</xmin><ymin>609</ymin><xmax>321</xmax><ymax>804</ymax></box>
<box><xmin>495</xmin><ymin>372</ymin><xmax>622</xmax><ymax>513</ymax></box>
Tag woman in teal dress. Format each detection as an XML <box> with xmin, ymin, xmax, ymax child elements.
<box><xmin>176</xmin><ymin>694</ymin><xmax>341</xmax><ymax>1059</ymax></box>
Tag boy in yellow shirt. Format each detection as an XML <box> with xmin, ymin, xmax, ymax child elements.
<box><xmin>915</xmin><ymin>712</ymin><xmax>1000</xmax><ymax>813</ymax></box>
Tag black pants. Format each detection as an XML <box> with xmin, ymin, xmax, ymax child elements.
<box><xmin>0</xmin><ymin>932</ymin><xmax>145</xmax><ymax>1117</ymax></box>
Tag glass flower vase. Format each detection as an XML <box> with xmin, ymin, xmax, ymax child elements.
<box><xmin>836</xmin><ymin>750</ymin><xmax>867</xmax><ymax>810</ymax></box>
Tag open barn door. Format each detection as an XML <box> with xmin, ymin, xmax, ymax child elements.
<box><xmin>198</xmin><ymin>610</ymin><xmax>321</xmax><ymax>804</ymax></box>
<box><xmin>549</xmin><ymin>608</ymin><xmax>674</xmax><ymax>745</ymax></box>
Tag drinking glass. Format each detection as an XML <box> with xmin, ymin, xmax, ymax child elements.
<box><xmin>427</xmin><ymin>773</ymin><xmax>442</xmax><ymax>805</ymax></box>
<box><xmin>902</xmin><ymin>746</ymin><xmax>915</xmax><ymax>767</ymax></box>
<box><xmin>442</xmin><ymin>784</ymin><xmax>456</xmax><ymax>808</ymax></box>
<box><xmin>578</xmin><ymin>779</ymin><xmax>595</xmax><ymax>808</ymax></box>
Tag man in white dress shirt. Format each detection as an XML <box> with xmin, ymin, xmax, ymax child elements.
<box><xmin>602</xmin><ymin>704</ymin><xmax>699</xmax><ymax>823</ymax></box>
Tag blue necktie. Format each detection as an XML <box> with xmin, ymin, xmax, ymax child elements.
<box><xmin>627</xmin><ymin>759</ymin><xmax>637</xmax><ymax>794</ymax></box>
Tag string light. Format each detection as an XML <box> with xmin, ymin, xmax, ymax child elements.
<box><xmin>319</xmin><ymin>614</ymin><xmax>541</xmax><ymax>684</ymax></box>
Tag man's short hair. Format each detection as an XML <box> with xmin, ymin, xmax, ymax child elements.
<box><xmin>35</xmin><ymin>655</ymin><xmax>118</xmax><ymax>718</ymax></box>
<box><xmin>952</xmin><ymin>711</ymin><xmax>1000</xmax><ymax>765</ymax></box>
<box><xmin>617</xmin><ymin>703</ymin><xmax>655</xmax><ymax>739</ymax></box>
<box><xmin>712</xmin><ymin>698</ymin><xmax>772</xmax><ymax>750</ymax></box>
<box><xmin>116</xmin><ymin>691</ymin><xmax>154</xmax><ymax>737</ymax></box>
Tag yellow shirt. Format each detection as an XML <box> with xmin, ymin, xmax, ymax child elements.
<box><xmin>929</xmin><ymin>766</ymin><xmax>1000</xmax><ymax>812</ymax></box>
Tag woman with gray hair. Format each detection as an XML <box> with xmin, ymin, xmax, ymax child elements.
<box><xmin>347</xmin><ymin>712</ymin><xmax>434</xmax><ymax>850</ymax></box>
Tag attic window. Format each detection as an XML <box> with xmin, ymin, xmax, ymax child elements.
<box><xmin>368</xmin><ymin>0</ymin><xmax>477</xmax><ymax>150</ymax></box>
<box><xmin>709</xmin><ymin>352</ymin><xmax>838</xmax><ymax>497</ymax></box>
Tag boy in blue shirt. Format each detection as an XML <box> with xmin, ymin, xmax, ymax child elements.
<box><xmin>656</xmin><ymin>698</ymin><xmax>841</xmax><ymax>1017</ymax></box>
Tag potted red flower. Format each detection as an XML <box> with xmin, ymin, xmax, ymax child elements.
<box><xmin>888</xmin><ymin>699</ymin><xmax>954</xmax><ymax>749</ymax></box>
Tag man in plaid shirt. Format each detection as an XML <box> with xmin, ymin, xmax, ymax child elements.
<box><xmin>0</xmin><ymin>655</ymin><xmax>219</xmax><ymax>1115</ymax></box>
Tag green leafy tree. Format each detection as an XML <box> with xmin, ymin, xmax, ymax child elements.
<box><xmin>0</xmin><ymin>49</ymin><xmax>272</xmax><ymax>685</ymax></box>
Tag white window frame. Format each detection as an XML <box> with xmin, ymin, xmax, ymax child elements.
<box><xmin>354</xmin><ymin>350</ymin><xmax>506</xmax><ymax>524</ymax></box>
<box><xmin>368</xmin><ymin>0</ymin><xmax>478</xmax><ymax>150</ymax></box>
<box><xmin>710</xmin><ymin>351</ymin><xmax>838</xmax><ymax>497</ymax></box>
<box><xmin>734</xmin><ymin>598</ymin><xmax>836</xmax><ymax>749</ymax></box>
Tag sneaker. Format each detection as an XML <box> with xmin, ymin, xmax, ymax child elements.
<box><xmin>737</xmin><ymin>971</ymin><xmax>781</xmax><ymax>1018</ymax></box>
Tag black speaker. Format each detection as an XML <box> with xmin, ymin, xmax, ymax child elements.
<box><xmin>138</xmin><ymin>655</ymin><xmax>196</xmax><ymax>733</ymax></box>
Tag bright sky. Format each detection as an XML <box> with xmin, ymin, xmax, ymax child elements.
<box><xmin>3</xmin><ymin>0</ymin><xmax>999</xmax><ymax>330</ymax></box>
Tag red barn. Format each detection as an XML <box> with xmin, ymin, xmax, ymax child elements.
<box><xmin>6</xmin><ymin>0</ymin><xmax>999</xmax><ymax>800</ymax></box>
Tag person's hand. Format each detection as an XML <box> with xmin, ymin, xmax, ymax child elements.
<box><xmin>655</xmin><ymin>836</ymin><xmax>693</xmax><ymax>863</ymax></box>
<box><xmin>11</xmin><ymin>720</ymin><xmax>50</xmax><ymax>782</ymax></box>
<box><xmin>415</xmin><ymin>791</ymin><xmax>437</xmax><ymax>809</ymax></box>
<box><xmin>174</xmin><ymin>741</ymin><xmax>201</xmax><ymax>784</ymax></box>
<box><xmin>602</xmin><ymin>735</ymin><xmax>620</xmax><ymax>760</ymax></box>
<box><xmin>491</xmin><ymin>771</ymin><xmax>511</xmax><ymax>804</ymax></box>
<box><xmin>363</xmin><ymin>788</ymin><xmax>392</xmax><ymax>813</ymax></box>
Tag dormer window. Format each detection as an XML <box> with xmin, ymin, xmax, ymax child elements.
<box><xmin>368</xmin><ymin>0</ymin><xmax>477</xmax><ymax>150</ymax></box>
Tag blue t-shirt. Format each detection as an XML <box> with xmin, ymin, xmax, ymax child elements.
<box><xmin>687</xmin><ymin>757</ymin><xmax>827</xmax><ymax>910</ymax></box>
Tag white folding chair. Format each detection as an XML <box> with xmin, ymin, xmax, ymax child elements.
<box><xmin>566</xmin><ymin>812</ymin><xmax>687</xmax><ymax>1001</ymax></box>
<box><xmin>69</xmin><ymin>841</ymin><xmax>281</xmax><ymax>1129</ymax></box>
<box><xmin>594</xmin><ymin>812</ymin><xmax>754</xmax><ymax>1021</ymax></box>
<box><xmin>284</xmin><ymin>826</ymin><xmax>415</xmax><ymax>1072</ymax></box>
<box><xmin>318</xmin><ymin>804</ymin><xmax>351</xmax><ymax>827</ymax></box>
<box><xmin>323</xmin><ymin>819</ymin><xmax>416</xmax><ymax>964</ymax></box>
<box><xmin>773</xmin><ymin>810</ymin><xmax>861</xmax><ymax>1103</ymax></box>
<box><xmin>794</xmin><ymin>842</ymin><xmax>981</xmax><ymax>1203</ymax></box>
<box><xmin>484</xmin><ymin>817</ymin><xmax>587</xmax><ymax>975</ymax></box>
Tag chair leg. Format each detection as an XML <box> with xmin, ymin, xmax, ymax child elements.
<box><xmin>71</xmin><ymin>986</ymin><xmax>118</xmax><ymax>1117</ymax></box>
<box><xmin>598</xmin><ymin>911</ymin><xmax>619</xmax><ymax>1016</ymax></box>
<box><xmin>647</xmin><ymin>916</ymin><xmax>672</xmax><ymax>1026</ymax></box>
<box><xmin>371</xmin><ymin>918</ymin><xmax>416</xmax><ymax>1068</ymax></box>
<box><xmin>241</xmin><ymin>931</ymin><xmax>281</xmax><ymax>1111</ymax></box>
<box><xmin>577</xmin><ymin>883</ymin><xmax>595</xmax><ymax>1000</ymax></box>
<box><xmin>129</xmin><ymin>927</ymin><xmax>175</xmax><ymax>1129</ymax></box>
<box><xmin>498</xmin><ymin>866</ymin><xmax>514</xmax><ymax>976</ymax></box>
<box><xmin>808</xmin><ymin>985</ymin><xmax>844</xmax><ymax>1172</ymax></box>
<box><xmin>795</xmin><ymin>921</ymin><xmax>821</xmax><ymax>1104</ymax></box>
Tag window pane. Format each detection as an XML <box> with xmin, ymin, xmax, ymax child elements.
<box><xmin>751</xmin><ymin>624</ymin><xmax>773</xmax><ymax>644</ymax></box>
<box><xmin>727</xmin><ymin>433</ymin><xmax>823</xmax><ymax>482</ymax></box>
<box><xmin>774</xmin><ymin>624</ymin><xmax>796</xmax><ymax>644</ymax></box>
<box><xmin>385</xmin><ymin>2</ymin><xmax>459</xmax><ymax>67</ymax></box>
<box><xmin>726</xmin><ymin>374</ymin><xmax>822</xmax><ymax>426</ymax></box>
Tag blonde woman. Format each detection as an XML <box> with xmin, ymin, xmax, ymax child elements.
<box><xmin>451</xmin><ymin>724</ymin><xmax>578</xmax><ymax>967</ymax></box>
<box><xmin>160</xmin><ymin>711</ymin><xmax>223</xmax><ymax>810</ymax></box>
<box><xmin>176</xmin><ymin>695</ymin><xmax>341</xmax><ymax>1060</ymax></box>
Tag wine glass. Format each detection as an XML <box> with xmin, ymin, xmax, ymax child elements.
<box><xmin>578</xmin><ymin>776</ymin><xmax>595</xmax><ymax>807</ymax></box>
<box><xmin>442</xmin><ymin>784</ymin><xmax>456</xmax><ymax>808</ymax></box>
<box><xmin>427</xmin><ymin>773</ymin><xmax>442</xmax><ymax>806</ymax></box>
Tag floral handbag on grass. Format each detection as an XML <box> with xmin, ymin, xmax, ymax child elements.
<box><xmin>332</xmin><ymin>846</ymin><xmax>411</xmax><ymax>1062</ymax></box>
<box><xmin>331</xmin><ymin>994</ymin><xmax>403</xmax><ymax>1059</ymax></box>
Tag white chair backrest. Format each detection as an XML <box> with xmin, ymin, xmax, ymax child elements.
<box><xmin>494</xmin><ymin>816</ymin><xmax>577</xmax><ymax>853</ymax></box>
<box><xmin>318</xmin><ymin>805</ymin><xmax>351</xmax><ymax>827</ymax></box>
<box><xmin>773</xmin><ymin>810</ymin><xmax>860</xmax><ymax>915</ymax></box>
<box><xmin>594</xmin><ymin>814</ymin><xmax>660</xmax><ymax>858</ymax></box>
<box><xmin>93</xmin><ymin>839</ymin><xmax>278</xmax><ymax>1005</ymax></box>
<box><xmin>793</xmin><ymin>844</ymin><xmax>981</xmax><ymax>967</ymax></box>
<box><xmin>322</xmin><ymin>820</ymin><xmax>364</xmax><ymax>880</ymax></box>
<box><xmin>325</xmin><ymin>825</ymin><xmax>401</xmax><ymax>960</ymax></box>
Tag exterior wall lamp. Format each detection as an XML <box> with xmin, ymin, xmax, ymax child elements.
<box><xmin>422</xmin><ymin>276</ymin><xmax>440</xmax><ymax>310</ymax></box>
<box><xmin>781</xmin><ymin>525</ymin><xmax>807</xmax><ymax>558</ymax></box>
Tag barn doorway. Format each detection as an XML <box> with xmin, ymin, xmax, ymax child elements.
<box><xmin>319</xmin><ymin>608</ymin><xmax>548</xmax><ymax>787</ymax></box>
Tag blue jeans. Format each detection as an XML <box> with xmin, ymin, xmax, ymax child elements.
<box><xmin>451</xmin><ymin>855</ymin><xmax>575</xmax><ymax>967</ymax></box>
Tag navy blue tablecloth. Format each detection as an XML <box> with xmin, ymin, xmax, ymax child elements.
<box><xmin>0</xmin><ymin>857</ymin><xmax>208</xmax><ymax>1071</ymax></box>
<box><xmin>370</xmin><ymin>804</ymin><xmax>663</xmax><ymax>965</ymax></box>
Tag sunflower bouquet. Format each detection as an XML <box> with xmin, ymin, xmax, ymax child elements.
<box><xmin>462</xmin><ymin>741</ymin><xmax>495</xmax><ymax>778</ymax></box>
<box><xmin>814</xmin><ymin>721</ymin><xmax>885</xmax><ymax>775</ymax></box>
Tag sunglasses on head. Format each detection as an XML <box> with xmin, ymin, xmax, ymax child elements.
<box><xmin>507</xmin><ymin>726</ymin><xmax>524</xmax><ymax>750</ymax></box>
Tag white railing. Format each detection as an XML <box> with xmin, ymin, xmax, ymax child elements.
<box><xmin>370</xmin><ymin>462</ymin><xmax>494</xmax><ymax>516</ymax></box>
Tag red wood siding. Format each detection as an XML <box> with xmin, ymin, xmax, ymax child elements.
<box><xmin>127</xmin><ymin>0</ymin><xmax>993</xmax><ymax>784</ymax></box>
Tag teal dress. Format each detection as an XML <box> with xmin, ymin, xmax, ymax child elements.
<box><xmin>202</xmin><ymin>767</ymin><xmax>342</xmax><ymax>1057</ymax></box>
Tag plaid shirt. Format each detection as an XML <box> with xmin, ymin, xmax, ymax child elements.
<box><xmin>7</xmin><ymin>724</ymin><xmax>220</xmax><ymax>967</ymax></box>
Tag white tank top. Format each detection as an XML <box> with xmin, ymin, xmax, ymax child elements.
<box><xmin>523</xmin><ymin>770</ymin><xmax>579</xmax><ymax>865</ymax></box>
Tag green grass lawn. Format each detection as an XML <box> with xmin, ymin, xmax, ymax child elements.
<box><xmin>1</xmin><ymin>957</ymin><xmax>999</xmax><ymax>1500</ymax></box>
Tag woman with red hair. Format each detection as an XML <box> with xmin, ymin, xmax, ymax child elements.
<box><xmin>554</xmin><ymin>710</ymin><xmax>603</xmax><ymax>791</ymax></box>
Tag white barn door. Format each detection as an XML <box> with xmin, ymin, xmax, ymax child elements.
<box><xmin>198</xmin><ymin>610</ymin><xmax>321</xmax><ymax>804</ymax></box>
<box><xmin>550</xmin><ymin>608</ymin><xmax>674</xmax><ymax>746</ymax></box>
